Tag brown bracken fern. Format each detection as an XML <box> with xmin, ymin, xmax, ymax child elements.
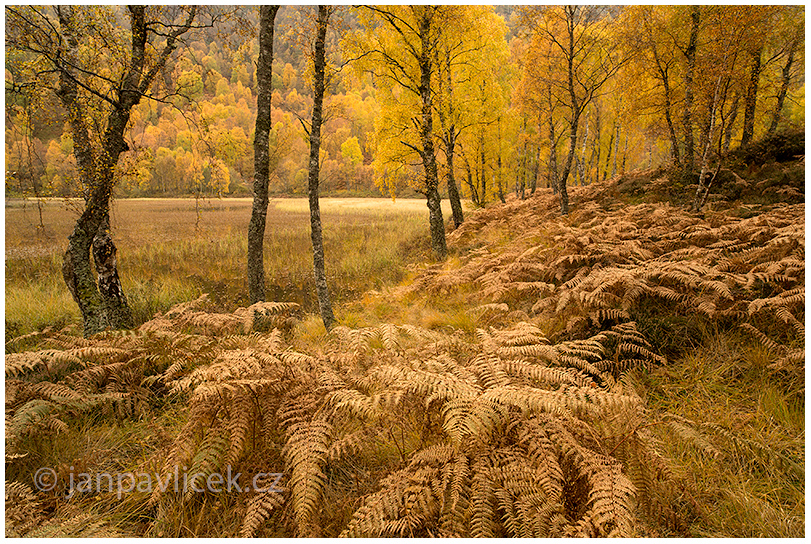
<box><xmin>6</xmin><ymin>180</ymin><xmax>802</xmax><ymax>537</ymax></box>
<box><xmin>143</xmin><ymin>301</ymin><xmax>665</xmax><ymax>537</ymax></box>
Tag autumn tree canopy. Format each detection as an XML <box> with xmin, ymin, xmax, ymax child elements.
<box><xmin>6</xmin><ymin>5</ymin><xmax>804</xmax><ymax>210</ymax></box>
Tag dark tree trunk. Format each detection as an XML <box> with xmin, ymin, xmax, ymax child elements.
<box><xmin>768</xmin><ymin>34</ymin><xmax>799</xmax><ymax>136</ymax></box>
<box><xmin>555</xmin><ymin>8</ymin><xmax>583</xmax><ymax>215</ymax></box>
<box><xmin>549</xmin><ymin>117</ymin><xmax>558</xmax><ymax>194</ymax></box>
<box><xmin>307</xmin><ymin>6</ymin><xmax>336</xmax><ymax>330</ymax></box>
<box><xmin>479</xmin><ymin>133</ymin><xmax>487</xmax><ymax>205</ymax></box>
<box><xmin>416</xmin><ymin>10</ymin><xmax>447</xmax><ymax>260</ymax></box>
<box><xmin>611</xmin><ymin>121</ymin><xmax>620</xmax><ymax>178</ymax></box>
<box><xmin>248</xmin><ymin>6</ymin><xmax>279</xmax><ymax>304</ymax></box>
<box><xmin>462</xmin><ymin>153</ymin><xmax>479</xmax><ymax>206</ymax></box>
<box><xmin>557</xmin><ymin>116</ymin><xmax>578</xmax><ymax>215</ymax></box>
<box><xmin>496</xmin><ymin>116</ymin><xmax>505</xmax><ymax>204</ymax></box>
<box><xmin>659</xmin><ymin>65</ymin><xmax>681</xmax><ymax>166</ymax></box>
<box><xmin>519</xmin><ymin>116</ymin><xmax>528</xmax><ymax>198</ymax></box>
<box><xmin>57</xmin><ymin>6</ymin><xmax>106</xmax><ymax>336</ymax></box>
<box><xmin>593</xmin><ymin>104</ymin><xmax>601</xmax><ymax>184</ymax></box>
<box><xmin>445</xmin><ymin>129</ymin><xmax>464</xmax><ymax>228</ymax></box>
<box><xmin>435</xmin><ymin>47</ymin><xmax>464</xmax><ymax>229</ymax></box>
<box><xmin>530</xmin><ymin>144</ymin><xmax>540</xmax><ymax>195</ymax></box>
<box><xmin>740</xmin><ymin>45</ymin><xmax>763</xmax><ymax>147</ymax></box>
<box><xmin>651</xmin><ymin>40</ymin><xmax>681</xmax><ymax>167</ymax></box>
<box><xmin>54</xmin><ymin>6</ymin><xmax>192</xmax><ymax>336</ymax></box>
<box><xmin>723</xmin><ymin>94</ymin><xmax>740</xmax><ymax>153</ymax></box>
<box><xmin>682</xmin><ymin>6</ymin><xmax>700</xmax><ymax>173</ymax></box>
<box><xmin>603</xmin><ymin>129</ymin><xmax>613</xmax><ymax>181</ymax></box>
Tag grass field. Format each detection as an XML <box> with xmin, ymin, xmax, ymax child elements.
<box><xmin>5</xmin><ymin>197</ymin><xmax>438</xmax><ymax>337</ymax></box>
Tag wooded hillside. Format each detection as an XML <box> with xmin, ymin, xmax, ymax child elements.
<box><xmin>6</xmin><ymin>6</ymin><xmax>804</xmax><ymax>200</ymax></box>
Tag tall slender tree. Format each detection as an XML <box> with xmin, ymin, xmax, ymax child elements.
<box><xmin>625</xmin><ymin>5</ymin><xmax>683</xmax><ymax>166</ymax></box>
<box><xmin>248</xmin><ymin>5</ymin><xmax>280</xmax><ymax>304</ymax></box>
<box><xmin>680</xmin><ymin>6</ymin><xmax>700</xmax><ymax>174</ymax></box>
<box><xmin>305</xmin><ymin>5</ymin><xmax>336</xmax><ymax>330</ymax></box>
<box><xmin>351</xmin><ymin>6</ymin><xmax>447</xmax><ymax>259</ymax></box>
<box><xmin>434</xmin><ymin>27</ymin><xmax>466</xmax><ymax>228</ymax></box>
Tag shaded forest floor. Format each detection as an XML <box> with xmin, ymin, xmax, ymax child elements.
<box><xmin>5</xmin><ymin>147</ymin><xmax>804</xmax><ymax>537</ymax></box>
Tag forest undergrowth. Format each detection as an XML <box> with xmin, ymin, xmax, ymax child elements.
<box><xmin>5</xmin><ymin>169</ymin><xmax>804</xmax><ymax>537</ymax></box>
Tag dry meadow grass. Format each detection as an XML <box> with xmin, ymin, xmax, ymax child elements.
<box><xmin>5</xmin><ymin>197</ymin><xmax>433</xmax><ymax>337</ymax></box>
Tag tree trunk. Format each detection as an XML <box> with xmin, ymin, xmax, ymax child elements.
<box><xmin>593</xmin><ymin>104</ymin><xmax>601</xmax><ymax>184</ymax></box>
<box><xmin>496</xmin><ymin>116</ymin><xmax>505</xmax><ymax>204</ymax></box>
<box><xmin>548</xmin><ymin>116</ymin><xmax>558</xmax><ymax>194</ymax></box>
<box><xmin>435</xmin><ymin>47</ymin><xmax>464</xmax><ymax>228</ymax></box>
<box><xmin>682</xmin><ymin>6</ymin><xmax>700</xmax><ymax>174</ymax></box>
<box><xmin>557</xmin><ymin>116</ymin><xmax>578</xmax><ymax>215</ymax></box>
<box><xmin>740</xmin><ymin>45</ymin><xmax>763</xmax><ymax>147</ymax></box>
<box><xmin>663</xmin><ymin>92</ymin><xmax>681</xmax><ymax>166</ymax></box>
<box><xmin>611</xmin><ymin>121</ymin><xmax>619</xmax><ymax>178</ymax></box>
<box><xmin>445</xmin><ymin>129</ymin><xmax>464</xmax><ymax>228</ymax></box>
<box><xmin>555</xmin><ymin>10</ymin><xmax>582</xmax><ymax>215</ymax></box>
<box><xmin>531</xmin><ymin>112</ymin><xmax>541</xmax><ymax>194</ymax></box>
<box><xmin>603</xmin><ymin>129</ymin><xmax>613</xmax><ymax>181</ymax></box>
<box><xmin>57</xmin><ymin>7</ymin><xmax>106</xmax><ymax>336</ymax></box>
<box><xmin>578</xmin><ymin>116</ymin><xmax>589</xmax><ymax>185</ymax></box>
<box><xmin>462</xmin><ymin>153</ymin><xmax>479</xmax><ymax>206</ymax></box>
<box><xmin>46</xmin><ymin>6</ymin><xmax>196</xmax><ymax>336</ymax></box>
<box><xmin>57</xmin><ymin>6</ymin><xmax>177</xmax><ymax>336</ymax></box>
<box><xmin>768</xmin><ymin>33</ymin><xmax>799</xmax><ymax>136</ymax></box>
<box><xmin>518</xmin><ymin>116</ymin><xmax>528</xmax><ymax>198</ymax></box>
<box><xmin>92</xmin><ymin>215</ymin><xmax>133</xmax><ymax>330</ymax></box>
<box><xmin>621</xmin><ymin>132</ymin><xmax>628</xmax><ymax>174</ymax></box>
<box><xmin>248</xmin><ymin>6</ymin><xmax>279</xmax><ymax>304</ymax></box>
<box><xmin>479</xmin><ymin>133</ymin><xmax>487</xmax><ymax>205</ymax></box>
<box><xmin>307</xmin><ymin>6</ymin><xmax>336</xmax><ymax>330</ymax></box>
<box><xmin>654</xmin><ymin>50</ymin><xmax>681</xmax><ymax>167</ymax></box>
<box><xmin>692</xmin><ymin>74</ymin><xmax>723</xmax><ymax>212</ymax></box>
<box><xmin>530</xmin><ymin>143</ymin><xmax>540</xmax><ymax>195</ymax></box>
<box><xmin>723</xmin><ymin>94</ymin><xmax>740</xmax><ymax>153</ymax></box>
<box><xmin>417</xmin><ymin>10</ymin><xmax>447</xmax><ymax>260</ymax></box>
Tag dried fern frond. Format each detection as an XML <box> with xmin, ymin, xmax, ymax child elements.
<box><xmin>240</xmin><ymin>488</ymin><xmax>286</xmax><ymax>537</ymax></box>
<box><xmin>183</xmin><ymin>431</ymin><xmax>229</xmax><ymax>501</ymax></box>
<box><xmin>283</xmin><ymin>418</ymin><xmax>333</xmax><ymax>536</ymax></box>
<box><xmin>739</xmin><ymin>323</ymin><xmax>784</xmax><ymax>354</ymax></box>
<box><xmin>5</xmin><ymin>480</ymin><xmax>44</xmax><ymax>537</ymax></box>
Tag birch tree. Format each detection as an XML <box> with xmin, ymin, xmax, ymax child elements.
<box><xmin>248</xmin><ymin>5</ymin><xmax>280</xmax><ymax>304</ymax></box>
<box><xmin>521</xmin><ymin>6</ymin><xmax>627</xmax><ymax>215</ymax></box>
<box><xmin>304</xmin><ymin>5</ymin><xmax>337</xmax><ymax>330</ymax></box>
<box><xmin>348</xmin><ymin>6</ymin><xmax>448</xmax><ymax>259</ymax></box>
<box><xmin>6</xmin><ymin>6</ymin><xmax>213</xmax><ymax>336</ymax></box>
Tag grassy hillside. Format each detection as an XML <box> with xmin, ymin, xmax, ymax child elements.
<box><xmin>5</xmin><ymin>158</ymin><xmax>804</xmax><ymax>537</ymax></box>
